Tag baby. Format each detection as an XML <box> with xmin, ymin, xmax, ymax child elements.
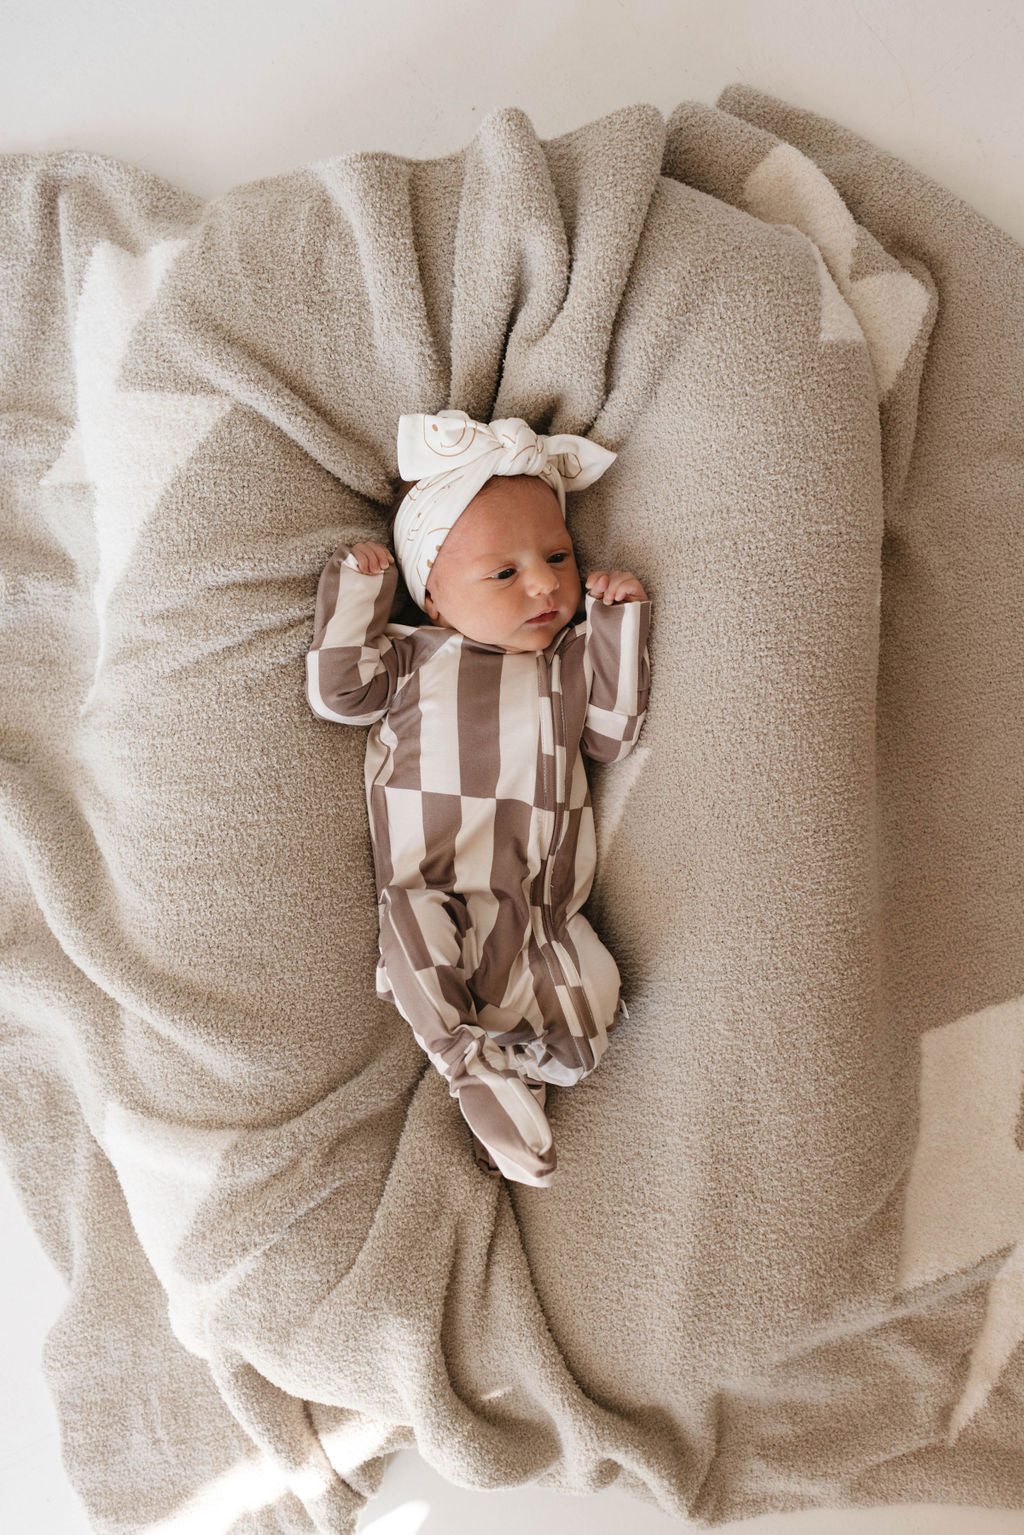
<box><xmin>306</xmin><ymin>409</ymin><xmax>651</xmax><ymax>1188</ymax></box>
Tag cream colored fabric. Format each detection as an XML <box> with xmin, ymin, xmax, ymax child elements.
<box><xmin>1</xmin><ymin>85</ymin><xmax>1022</xmax><ymax>1532</ymax></box>
<box><xmin>393</xmin><ymin>408</ymin><xmax>617</xmax><ymax>611</ymax></box>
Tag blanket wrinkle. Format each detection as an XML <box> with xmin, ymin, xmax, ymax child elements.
<box><xmin>315</xmin><ymin>155</ymin><xmax>447</xmax><ymax>408</ymax></box>
<box><xmin>204</xmin><ymin>1349</ymin><xmax>367</xmax><ymax>1528</ymax></box>
<box><xmin>685</xmin><ymin>1389</ymin><xmax>728</xmax><ymax>1527</ymax></box>
<box><xmin>2</xmin><ymin>81</ymin><xmax>1023</xmax><ymax>1532</ymax></box>
<box><xmin>488</xmin><ymin>106</ymin><xmax>667</xmax><ymax>430</ymax></box>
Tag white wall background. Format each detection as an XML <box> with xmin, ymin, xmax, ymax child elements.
<box><xmin>1</xmin><ymin>2</ymin><xmax>1022</xmax><ymax>1532</ymax></box>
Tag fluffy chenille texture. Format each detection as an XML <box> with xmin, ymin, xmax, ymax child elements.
<box><xmin>1</xmin><ymin>84</ymin><xmax>1023</xmax><ymax>1534</ymax></box>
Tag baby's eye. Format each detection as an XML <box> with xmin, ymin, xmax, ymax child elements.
<box><xmin>491</xmin><ymin>552</ymin><xmax>569</xmax><ymax>581</ymax></box>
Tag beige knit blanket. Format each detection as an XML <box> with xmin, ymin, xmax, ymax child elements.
<box><xmin>1</xmin><ymin>84</ymin><xmax>1022</xmax><ymax>1532</ymax></box>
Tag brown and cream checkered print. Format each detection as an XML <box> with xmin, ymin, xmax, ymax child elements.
<box><xmin>307</xmin><ymin>545</ymin><xmax>651</xmax><ymax>1184</ymax></box>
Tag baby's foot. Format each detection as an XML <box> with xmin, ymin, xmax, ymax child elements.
<box><xmin>457</xmin><ymin>1076</ymin><xmax>556</xmax><ymax>1187</ymax></box>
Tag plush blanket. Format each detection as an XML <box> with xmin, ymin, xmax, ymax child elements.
<box><xmin>1</xmin><ymin>82</ymin><xmax>1022</xmax><ymax>1533</ymax></box>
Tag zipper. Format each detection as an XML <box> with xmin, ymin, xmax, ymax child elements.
<box><xmin>536</xmin><ymin>643</ymin><xmax>600</xmax><ymax>1066</ymax></box>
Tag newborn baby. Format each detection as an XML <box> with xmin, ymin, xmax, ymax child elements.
<box><xmin>306</xmin><ymin>410</ymin><xmax>651</xmax><ymax>1187</ymax></box>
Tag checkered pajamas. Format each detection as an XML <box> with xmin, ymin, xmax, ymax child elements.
<box><xmin>306</xmin><ymin>545</ymin><xmax>651</xmax><ymax>1186</ymax></box>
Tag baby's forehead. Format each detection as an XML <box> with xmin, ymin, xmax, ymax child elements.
<box><xmin>451</xmin><ymin>481</ymin><xmax>570</xmax><ymax>553</ymax></box>
<box><xmin>447</xmin><ymin>517</ymin><xmax>573</xmax><ymax>572</ymax></box>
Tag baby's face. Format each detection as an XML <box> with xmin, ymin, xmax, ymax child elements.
<box><xmin>422</xmin><ymin>476</ymin><xmax>582</xmax><ymax>653</ymax></box>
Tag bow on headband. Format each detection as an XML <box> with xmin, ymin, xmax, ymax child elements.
<box><xmin>393</xmin><ymin>409</ymin><xmax>617</xmax><ymax>613</ymax></box>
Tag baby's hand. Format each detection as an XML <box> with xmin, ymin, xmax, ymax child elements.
<box><xmin>585</xmin><ymin>570</ymin><xmax>648</xmax><ymax>604</ymax></box>
<box><xmin>350</xmin><ymin>541</ymin><xmax>395</xmax><ymax>574</ymax></box>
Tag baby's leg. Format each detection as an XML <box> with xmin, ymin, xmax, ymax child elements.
<box><xmin>377</xmin><ymin>885</ymin><xmax>556</xmax><ymax>1187</ymax></box>
<box><xmin>470</xmin><ymin>1082</ymin><xmax>549</xmax><ymax>1180</ymax></box>
<box><xmin>466</xmin><ymin>1076</ymin><xmax>552</xmax><ymax>1184</ymax></box>
<box><xmin>459</xmin><ymin>1075</ymin><xmax>554</xmax><ymax>1186</ymax></box>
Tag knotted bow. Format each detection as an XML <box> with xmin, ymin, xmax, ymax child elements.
<box><xmin>394</xmin><ymin>409</ymin><xmax>617</xmax><ymax>612</ymax></box>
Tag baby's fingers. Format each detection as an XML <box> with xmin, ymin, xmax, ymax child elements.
<box><xmin>588</xmin><ymin>570</ymin><xmax>645</xmax><ymax>604</ymax></box>
<box><xmin>596</xmin><ymin>570</ymin><xmax>628</xmax><ymax>604</ymax></box>
<box><xmin>351</xmin><ymin>541</ymin><xmax>394</xmax><ymax>574</ymax></box>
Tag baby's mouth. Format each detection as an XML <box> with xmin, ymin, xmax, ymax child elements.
<box><xmin>526</xmin><ymin>607</ymin><xmax>559</xmax><ymax>624</ymax></box>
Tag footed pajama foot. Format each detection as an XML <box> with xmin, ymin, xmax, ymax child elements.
<box><xmin>470</xmin><ymin>1132</ymin><xmax>502</xmax><ymax>1177</ymax></box>
<box><xmin>457</xmin><ymin>1076</ymin><xmax>556</xmax><ymax>1187</ymax></box>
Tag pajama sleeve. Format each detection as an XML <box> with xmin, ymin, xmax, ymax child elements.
<box><xmin>305</xmin><ymin>544</ymin><xmax>414</xmax><ymax>726</ymax></box>
<box><xmin>580</xmin><ymin>594</ymin><xmax>652</xmax><ymax>762</ymax></box>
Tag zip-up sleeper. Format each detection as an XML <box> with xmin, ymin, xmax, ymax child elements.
<box><xmin>306</xmin><ymin>545</ymin><xmax>651</xmax><ymax>1186</ymax></box>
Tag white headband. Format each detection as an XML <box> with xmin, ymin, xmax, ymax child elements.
<box><xmin>393</xmin><ymin>409</ymin><xmax>617</xmax><ymax>612</ymax></box>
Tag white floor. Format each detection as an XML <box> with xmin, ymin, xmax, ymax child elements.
<box><xmin>2</xmin><ymin>2</ymin><xmax>1023</xmax><ymax>1531</ymax></box>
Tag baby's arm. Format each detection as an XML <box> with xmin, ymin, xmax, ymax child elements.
<box><xmin>306</xmin><ymin>541</ymin><xmax>411</xmax><ymax>725</ymax></box>
<box><xmin>580</xmin><ymin>571</ymin><xmax>652</xmax><ymax>762</ymax></box>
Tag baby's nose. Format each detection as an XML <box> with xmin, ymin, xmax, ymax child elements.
<box><xmin>527</xmin><ymin>562</ymin><xmax>558</xmax><ymax>590</ymax></box>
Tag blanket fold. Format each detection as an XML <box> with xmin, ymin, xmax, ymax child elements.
<box><xmin>1</xmin><ymin>83</ymin><xmax>1022</xmax><ymax>1533</ymax></box>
